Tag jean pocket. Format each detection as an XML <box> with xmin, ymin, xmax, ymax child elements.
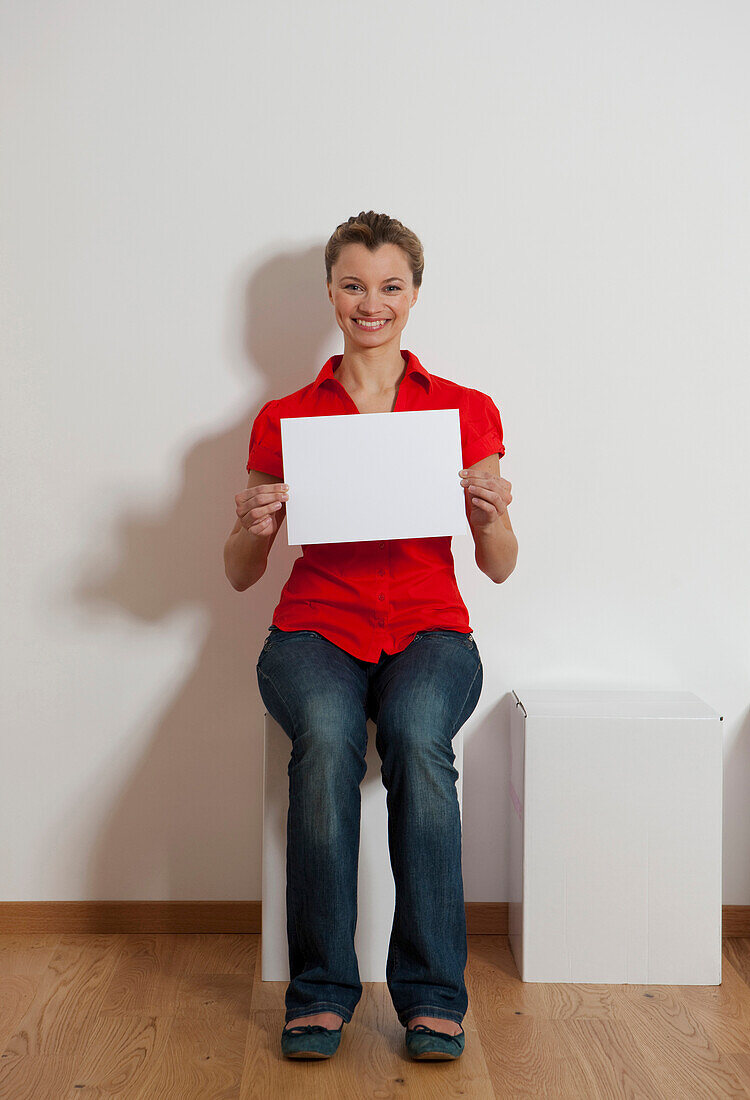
<box><xmin>261</xmin><ymin>626</ymin><xmax>321</xmax><ymax>652</ymax></box>
<box><xmin>259</xmin><ymin>625</ymin><xmax>280</xmax><ymax>656</ymax></box>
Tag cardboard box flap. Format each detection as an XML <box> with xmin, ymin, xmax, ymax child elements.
<box><xmin>512</xmin><ymin>689</ymin><xmax>721</xmax><ymax>722</ymax></box>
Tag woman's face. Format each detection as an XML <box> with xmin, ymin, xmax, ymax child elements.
<box><xmin>328</xmin><ymin>242</ymin><xmax>418</xmax><ymax>351</ymax></box>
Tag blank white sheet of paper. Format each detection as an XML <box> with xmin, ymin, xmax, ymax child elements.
<box><xmin>279</xmin><ymin>408</ymin><xmax>471</xmax><ymax>546</ymax></box>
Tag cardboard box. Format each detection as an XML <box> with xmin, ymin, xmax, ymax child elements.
<box><xmin>509</xmin><ymin>689</ymin><xmax>723</xmax><ymax>983</ymax></box>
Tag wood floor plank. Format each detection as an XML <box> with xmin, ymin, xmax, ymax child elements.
<box><xmin>247</xmin><ymin>937</ymin><xmax>284</xmax><ymax>1014</ymax></box>
<box><xmin>58</xmin><ymin>1015</ymin><xmax>175</xmax><ymax>1098</ymax></box>
<box><xmin>0</xmin><ymin>934</ymin><xmax>62</xmax><ymax>977</ymax></box>
<box><xmin>0</xmin><ymin>935</ymin><xmax>64</xmax><ymax>1060</ymax></box>
<box><xmin>601</xmin><ymin>980</ymin><xmax>747</xmax><ymax>1098</ymax></box>
<box><xmin>568</xmin><ymin>1016</ymin><xmax>665</xmax><ymax>1099</ymax></box>
<box><xmin>97</xmin><ymin>933</ymin><xmax>201</xmax><ymax>1015</ymax></box>
<box><xmin>0</xmin><ymin>934</ymin><xmax>123</xmax><ymax>1060</ymax></box>
<box><xmin>724</xmin><ymin>938</ymin><xmax>750</xmax><ymax>988</ymax></box>
<box><xmin>174</xmin><ymin>966</ymin><xmax>255</xmax><ymax>1019</ymax></box>
<box><xmin>467</xmin><ymin>934</ymin><xmax>624</xmax><ymax>1020</ymax></box>
<box><xmin>177</xmin><ymin>931</ymin><xmax>257</xmax><ymax>976</ymax></box>
<box><xmin>722</xmin><ymin>1052</ymin><xmax>750</xmax><ymax>1092</ymax></box>
<box><xmin>1</xmin><ymin>933</ymin><xmax>749</xmax><ymax>1098</ymax></box>
<box><xmin>619</xmin><ymin>951</ymin><xmax>750</xmax><ymax>1054</ymax></box>
<box><xmin>129</xmin><ymin>1011</ymin><xmax>249</xmax><ymax>1099</ymax></box>
<box><xmin>0</xmin><ymin>1053</ymin><xmax>79</xmax><ymax>1099</ymax></box>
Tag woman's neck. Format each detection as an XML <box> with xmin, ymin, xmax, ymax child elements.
<box><xmin>334</xmin><ymin>348</ymin><xmax>407</xmax><ymax>395</ymax></box>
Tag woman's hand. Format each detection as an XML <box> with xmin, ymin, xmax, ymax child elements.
<box><xmin>236</xmin><ymin>481</ymin><xmax>289</xmax><ymax>537</ymax></box>
<box><xmin>459</xmin><ymin>469</ymin><xmax>512</xmax><ymax>530</ymax></box>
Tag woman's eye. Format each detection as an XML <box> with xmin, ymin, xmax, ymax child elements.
<box><xmin>344</xmin><ymin>284</ymin><xmax>401</xmax><ymax>292</ymax></box>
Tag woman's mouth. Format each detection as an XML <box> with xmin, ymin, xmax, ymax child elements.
<box><xmin>353</xmin><ymin>318</ymin><xmax>391</xmax><ymax>329</ymax></box>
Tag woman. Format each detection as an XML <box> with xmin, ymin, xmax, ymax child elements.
<box><xmin>224</xmin><ymin>211</ymin><xmax>517</xmax><ymax>1061</ymax></box>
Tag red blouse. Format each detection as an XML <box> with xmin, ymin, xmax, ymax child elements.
<box><xmin>246</xmin><ymin>349</ymin><xmax>505</xmax><ymax>662</ymax></box>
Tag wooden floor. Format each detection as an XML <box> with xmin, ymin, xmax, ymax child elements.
<box><xmin>2</xmin><ymin>933</ymin><xmax>750</xmax><ymax>1098</ymax></box>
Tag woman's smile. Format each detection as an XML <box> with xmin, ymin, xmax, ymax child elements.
<box><xmin>353</xmin><ymin>318</ymin><xmax>391</xmax><ymax>329</ymax></box>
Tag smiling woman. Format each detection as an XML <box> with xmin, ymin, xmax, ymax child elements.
<box><xmin>325</xmin><ymin>218</ymin><xmax>421</xmax><ymax>395</ymax></box>
<box><xmin>226</xmin><ymin>209</ymin><xmax>515</xmax><ymax>1061</ymax></box>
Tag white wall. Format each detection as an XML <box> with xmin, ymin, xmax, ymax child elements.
<box><xmin>2</xmin><ymin>0</ymin><xmax>748</xmax><ymax>906</ymax></box>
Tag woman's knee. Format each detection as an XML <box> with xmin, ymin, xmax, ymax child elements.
<box><xmin>288</xmin><ymin>702</ymin><xmax>369</xmax><ymax>793</ymax></box>
<box><xmin>376</xmin><ymin>677</ymin><xmax>477</xmax><ymax>745</ymax></box>
<box><xmin>374</xmin><ymin>659</ymin><xmax>483</xmax><ymax>762</ymax></box>
<box><xmin>294</xmin><ymin>693</ymin><xmax>367</xmax><ymax>748</ymax></box>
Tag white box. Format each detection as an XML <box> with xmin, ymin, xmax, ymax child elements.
<box><xmin>262</xmin><ymin>712</ymin><xmax>465</xmax><ymax>982</ymax></box>
<box><xmin>508</xmin><ymin>689</ymin><xmax>723</xmax><ymax>984</ymax></box>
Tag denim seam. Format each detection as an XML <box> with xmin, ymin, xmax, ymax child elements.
<box><xmin>256</xmin><ymin>665</ymin><xmax>296</xmax><ymax>734</ymax></box>
<box><xmin>286</xmin><ymin>1002</ymin><xmax>354</xmax><ymax>1023</ymax></box>
<box><xmin>401</xmin><ymin>1005</ymin><xmax>464</xmax><ymax>1025</ymax></box>
<box><xmin>413</xmin><ymin>630</ymin><xmax>474</xmax><ymax>648</ymax></box>
<box><xmin>449</xmin><ymin>658</ymin><xmax>482</xmax><ymax>739</ymax></box>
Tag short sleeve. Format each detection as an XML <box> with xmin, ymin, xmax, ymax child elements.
<box><xmin>460</xmin><ymin>389</ymin><xmax>506</xmax><ymax>469</ymax></box>
<box><xmin>246</xmin><ymin>399</ymin><xmax>284</xmax><ymax>478</ymax></box>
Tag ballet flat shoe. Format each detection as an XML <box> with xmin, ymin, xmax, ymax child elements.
<box><xmin>281</xmin><ymin>1021</ymin><xmax>344</xmax><ymax>1059</ymax></box>
<box><xmin>405</xmin><ymin>1022</ymin><xmax>465</xmax><ymax>1060</ymax></box>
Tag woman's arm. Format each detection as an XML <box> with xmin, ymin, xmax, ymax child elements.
<box><xmin>224</xmin><ymin>469</ymin><xmax>286</xmax><ymax>591</ymax></box>
<box><xmin>460</xmin><ymin>454</ymin><xmax>518</xmax><ymax>584</ymax></box>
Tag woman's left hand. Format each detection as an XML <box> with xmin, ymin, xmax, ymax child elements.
<box><xmin>459</xmin><ymin>470</ymin><xmax>513</xmax><ymax>530</ymax></box>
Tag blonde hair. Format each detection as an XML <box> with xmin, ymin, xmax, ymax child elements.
<box><xmin>325</xmin><ymin>210</ymin><xmax>424</xmax><ymax>289</ymax></box>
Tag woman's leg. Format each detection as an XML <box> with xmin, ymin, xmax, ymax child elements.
<box><xmin>368</xmin><ymin>629</ymin><xmax>483</xmax><ymax>1029</ymax></box>
<box><xmin>257</xmin><ymin>628</ymin><xmax>369</xmax><ymax>1026</ymax></box>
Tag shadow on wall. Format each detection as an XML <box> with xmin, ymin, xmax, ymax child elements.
<box><xmin>69</xmin><ymin>243</ymin><xmax>513</xmax><ymax>911</ymax></box>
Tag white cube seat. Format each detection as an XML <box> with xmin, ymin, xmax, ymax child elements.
<box><xmin>509</xmin><ymin>689</ymin><xmax>723</xmax><ymax>984</ymax></box>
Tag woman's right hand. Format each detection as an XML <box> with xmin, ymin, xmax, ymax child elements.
<box><xmin>235</xmin><ymin>481</ymin><xmax>289</xmax><ymax>537</ymax></box>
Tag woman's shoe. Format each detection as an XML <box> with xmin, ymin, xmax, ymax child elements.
<box><xmin>405</xmin><ymin>1022</ymin><xmax>465</xmax><ymax>1060</ymax></box>
<box><xmin>280</xmin><ymin>1021</ymin><xmax>344</xmax><ymax>1059</ymax></box>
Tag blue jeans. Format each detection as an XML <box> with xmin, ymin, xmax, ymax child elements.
<box><xmin>256</xmin><ymin>624</ymin><xmax>483</xmax><ymax>1028</ymax></box>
